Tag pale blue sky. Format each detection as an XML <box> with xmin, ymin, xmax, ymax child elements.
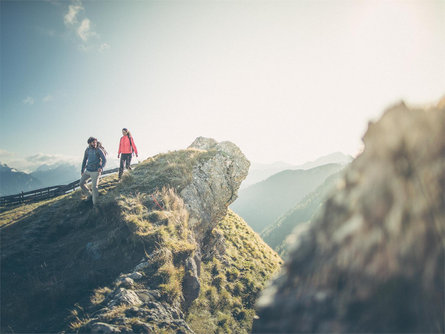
<box><xmin>1</xmin><ymin>0</ymin><xmax>444</xmax><ymax>171</ymax></box>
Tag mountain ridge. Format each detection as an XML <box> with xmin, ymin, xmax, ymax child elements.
<box><xmin>1</xmin><ymin>137</ymin><xmax>282</xmax><ymax>333</ymax></box>
<box><xmin>231</xmin><ymin>163</ymin><xmax>344</xmax><ymax>233</ymax></box>
<box><xmin>261</xmin><ymin>171</ymin><xmax>343</xmax><ymax>256</ymax></box>
<box><xmin>0</xmin><ymin>163</ymin><xmax>43</xmax><ymax>196</ymax></box>
<box><xmin>242</xmin><ymin>152</ymin><xmax>352</xmax><ymax>188</ymax></box>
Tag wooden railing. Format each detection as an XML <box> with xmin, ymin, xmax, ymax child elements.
<box><xmin>0</xmin><ymin>167</ymin><xmax>125</xmax><ymax>208</ymax></box>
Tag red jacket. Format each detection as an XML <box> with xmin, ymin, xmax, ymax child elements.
<box><xmin>118</xmin><ymin>135</ymin><xmax>138</xmax><ymax>155</ymax></box>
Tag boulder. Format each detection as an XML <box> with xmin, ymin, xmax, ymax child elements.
<box><xmin>253</xmin><ymin>100</ymin><xmax>445</xmax><ymax>333</ymax></box>
<box><xmin>182</xmin><ymin>137</ymin><xmax>250</xmax><ymax>242</ymax></box>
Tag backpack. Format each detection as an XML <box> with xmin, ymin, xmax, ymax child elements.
<box><xmin>97</xmin><ymin>141</ymin><xmax>108</xmax><ymax>156</ymax></box>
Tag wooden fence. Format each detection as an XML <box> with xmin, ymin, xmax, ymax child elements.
<box><xmin>0</xmin><ymin>167</ymin><xmax>124</xmax><ymax>208</ymax></box>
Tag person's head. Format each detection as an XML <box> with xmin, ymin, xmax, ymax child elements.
<box><xmin>87</xmin><ymin>136</ymin><xmax>97</xmax><ymax>148</ymax></box>
<box><xmin>122</xmin><ymin>128</ymin><xmax>131</xmax><ymax>136</ymax></box>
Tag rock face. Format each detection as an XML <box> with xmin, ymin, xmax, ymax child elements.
<box><xmin>253</xmin><ymin>101</ymin><xmax>445</xmax><ymax>333</ymax></box>
<box><xmin>183</xmin><ymin>137</ymin><xmax>250</xmax><ymax>242</ymax></box>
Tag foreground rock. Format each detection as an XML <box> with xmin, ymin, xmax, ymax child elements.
<box><xmin>253</xmin><ymin>100</ymin><xmax>445</xmax><ymax>333</ymax></box>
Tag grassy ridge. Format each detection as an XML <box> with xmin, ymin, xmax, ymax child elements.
<box><xmin>1</xmin><ymin>148</ymin><xmax>282</xmax><ymax>333</ymax></box>
<box><xmin>187</xmin><ymin>210</ymin><xmax>282</xmax><ymax>334</ymax></box>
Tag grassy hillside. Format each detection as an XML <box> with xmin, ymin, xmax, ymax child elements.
<box><xmin>261</xmin><ymin>172</ymin><xmax>342</xmax><ymax>257</ymax></box>
<box><xmin>1</xmin><ymin>147</ymin><xmax>281</xmax><ymax>333</ymax></box>
<box><xmin>187</xmin><ymin>210</ymin><xmax>282</xmax><ymax>333</ymax></box>
<box><xmin>231</xmin><ymin>163</ymin><xmax>343</xmax><ymax>233</ymax></box>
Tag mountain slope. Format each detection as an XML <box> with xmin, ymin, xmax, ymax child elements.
<box><xmin>242</xmin><ymin>153</ymin><xmax>351</xmax><ymax>189</ymax></box>
<box><xmin>0</xmin><ymin>163</ymin><xmax>42</xmax><ymax>195</ymax></box>
<box><xmin>1</xmin><ymin>137</ymin><xmax>281</xmax><ymax>333</ymax></box>
<box><xmin>30</xmin><ymin>163</ymin><xmax>79</xmax><ymax>187</ymax></box>
<box><xmin>261</xmin><ymin>172</ymin><xmax>342</xmax><ymax>256</ymax></box>
<box><xmin>231</xmin><ymin>163</ymin><xmax>344</xmax><ymax>233</ymax></box>
<box><xmin>241</xmin><ymin>161</ymin><xmax>297</xmax><ymax>189</ymax></box>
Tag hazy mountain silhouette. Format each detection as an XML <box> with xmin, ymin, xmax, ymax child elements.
<box><xmin>261</xmin><ymin>172</ymin><xmax>342</xmax><ymax>256</ymax></box>
<box><xmin>30</xmin><ymin>163</ymin><xmax>79</xmax><ymax>187</ymax></box>
<box><xmin>231</xmin><ymin>163</ymin><xmax>344</xmax><ymax>233</ymax></box>
<box><xmin>0</xmin><ymin>163</ymin><xmax>42</xmax><ymax>196</ymax></box>
<box><xmin>242</xmin><ymin>152</ymin><xmax>351</xmax><ymax>189</ymax></box>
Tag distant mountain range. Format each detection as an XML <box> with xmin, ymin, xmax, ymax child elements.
<box><xmin>0</xmin><ymin>163</ymin><xmax>42</xmax><ymax>196</ymax></box>
<box><xmin>0</xmin><ymin>162</ymin><xmax>79</xmax><ymax>196</ymax></box>
<box><xmin>242</xmin><ymin>152</ymin><xmax>352</xmax><ymax>189</ymax></box>
<box><xmin>30</xmin><ymin>163</ymin><xmax>79</xmax><ymax>188</ymax></box>
<box><xmin>261</xmin><ymin>171</ymin><xmax>342</xmax><ymax>256</ymax></box>
<box><xmin>231</xmin><ymin>163</ymin><xmax>345</xmax><ymax>233</ymax></box>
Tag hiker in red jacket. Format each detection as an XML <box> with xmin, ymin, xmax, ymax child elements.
<box><xmin>118</xmin><ymin>128</ymin><xmax>138</xmax><ymax>179</ymax></box>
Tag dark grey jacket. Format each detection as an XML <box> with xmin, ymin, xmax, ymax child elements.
<box><xmin>81</xmin><ymin>147</ymin><xmax>107</xmax><ymax>173</ymax></box>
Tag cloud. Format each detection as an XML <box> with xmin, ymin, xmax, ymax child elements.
<box><xmin>26</xmin><ymin>153</ymin><xmax>60</xmax><ymax>164</ymax></box>
<box><xmin>0</xmin><ymin>149</ymin><xmax>14</xmax><ymax>159</ymax></box>
<box><xmin>23</xmin><ymin>96</ymin><xmax>35</xmax><ymax>105</ymax></box>
<box><xmin>25</xmin><ymin>153</ymin><xmax>81</xmax><ymax>170</ymax></box>
<box><xmin>77</xmin><ymin>18</ymin><xmax>93</xmax><ymax>41</ymax></box>
<box><xmin>43</xmin><ymin>95</ymin><xmax>54</xmax><ymax>102</ymax></box>
<box><xmin>99</xmin><ymin>42</ymin><xmax>111</xmax><ymax>52</ymax></box>
<box><xmin>63</xmin><ymin>0</ymin><xmax>107</xmax><ymax>49</ymax></box>
<box><xmin>64</xmin><ymin>3</ymin><xmax>83</xmax><ymax>25</ymax></box>
<box><xmin>0</xmin><ymin>149</ymin><xmax>81</xmax><ymax>172</ymax></box>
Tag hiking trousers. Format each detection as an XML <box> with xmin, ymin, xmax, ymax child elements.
<box><xmin>119</xmin><ymin>153</ymin><xmax>132</xmax><ymax>178</ymax></box>
<box><xmin>80</xmin><ymin>170</ymin><xmax>101</xmax><ymax>205</ymax></box>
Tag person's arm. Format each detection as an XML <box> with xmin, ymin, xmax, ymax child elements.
<box><xmin>131</xmin><ymin>137</ymin><xmax>138</xmax><ymax>156</ymax></box>
<box><xmin>81</xmin><ymin>149</ymin><xmax>88</xmax><ymax>174</ymax></box>
<box><xmin>118</xmin><ymin>137</ymin><xmax>122</xmax><ymax>158</ymax></box>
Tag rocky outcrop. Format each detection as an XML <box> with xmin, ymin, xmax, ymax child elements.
<box><xmin>81</xmin><ymin>251</ymin><xmax>195</xmax><ymax>334</ymax></box>
<box><xmin>253</xmin><ymin>100</ymin><xmax>445</xmax><ymax>333</ymax></box>
<box><xmin>72</xmin><ymin>138</ymin><xmax>250</xmax><ymax>332</ymax></box>
<box><xmin>183</xmin><ymin>137</ymin><xmax>250</xmax><ymax>242</ymax></box>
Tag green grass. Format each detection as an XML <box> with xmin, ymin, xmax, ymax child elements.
<box><xmin>186</xmin><ymin>210</ymin><xmax>283</xmax><ymax>334</ymax></box>
<box><xmin>119</xmin><ymin>148</ymin><xmax>219</xmax><ymax>195</ymax></box>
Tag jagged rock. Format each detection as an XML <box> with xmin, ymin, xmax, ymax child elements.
<box><xmin>182</xmin><ymin>137</ymin><xmax>250</xmax><ymax>242</ymax></box>
<box><xmin>253</xmin><ymin>100</ymin><xmax>445</xmax><ymax>333</ymax></box>
<box><xmin>119</xmin><ymin>277</ymin><xmax>134</xmax><ymax>288</ymax></box>
<box><xmin>109</xmin><ymin>288</ymin><xmax>143</xmax><ymax>307</ymax></box>
<box><xmin>182</xmin><ymin>257</ymin><xmax>201</xmax><ymax>309</ymax></box>
<box><xmin>128</xmin><ymin>272</ymin><xmax>143</xmax><ymax>280</ymax></box>
<box><xmin>187</xmin><ymin>137</ymin><xmax>218</xmax><ymax>151</ymax></box>
<box><xmin>201</xmin><ymin>227</ymin><xmax>227</xmax><ymax>261</ymax></box>
<box><xmin>88</xmin><ymin>322</ymin><xmax>121</xmax><ymax>333</ymax></box>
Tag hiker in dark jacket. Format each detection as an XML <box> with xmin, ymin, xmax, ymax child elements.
<box><xmin>80</xmin><ymin>136</ymin><xmax>107</xmax><ymax>205</ymax></box>
<box><xmin>118</xmin><ymin>128</ymin><xmax>138</xmax><ymax>179</ymax></box>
